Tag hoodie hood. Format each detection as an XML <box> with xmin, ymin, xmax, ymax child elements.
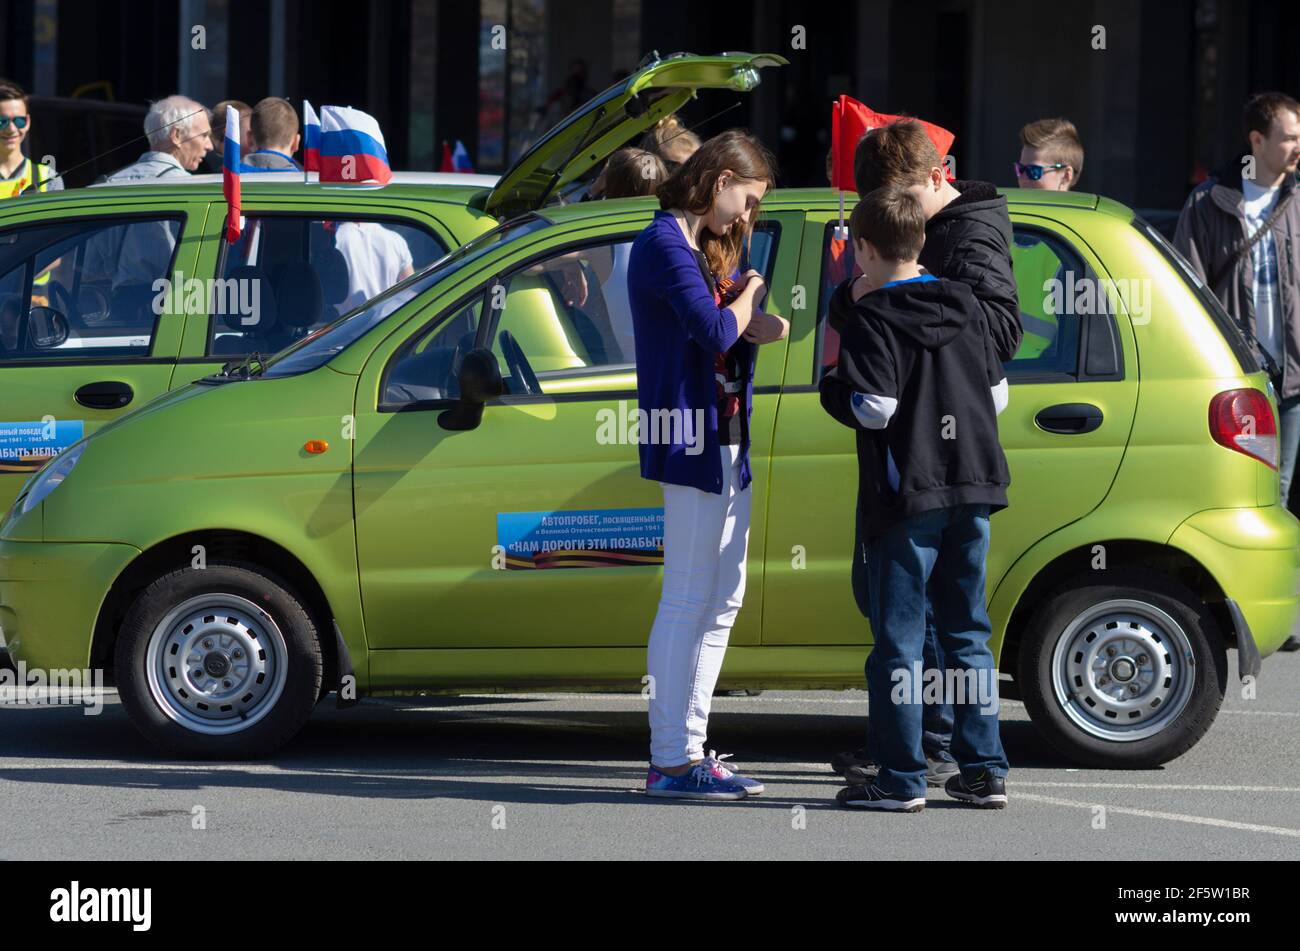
<box><xmin>858</xmin><ymin>277</ymin><xmax>978</xmax><ymax>350</ymax></box>
<box><xmin>930</xmin><ymin>180</ymin><xmax>1013</xmax><ymax>243</ymax></box>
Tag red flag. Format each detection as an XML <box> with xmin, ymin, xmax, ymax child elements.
<box><xmin>439</xmin><ymin>141</ymin><xmax>455</xmax><ymax>173</ymax></box>
<box><xmin>831</xmin><ymin>96</ymin><xmax>956</xmax><ymax>192</ymax></box>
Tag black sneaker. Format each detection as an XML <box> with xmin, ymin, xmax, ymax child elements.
<box><xmin>944</xmin><ymin>771</ymin><xmax>1008</xmax><ymax>809</ymax></box>
<box><xmin>1279</xmin><ymin>635</ymin><xmax>1300</xmax><ymax>653</ymax></box>
<box><xmin>829</xmin><ymin>747</ymin><xmax>873</xmax><ymax>777</ymax></box>
<box><xmin>836</xmin><ymin>782</ymin><xmax>926</xmax><ymax>812</ymax></box>
<box><xmin>844</xmin><ymin>754</ymin><xmax>958</xmax><ymax>787</ymax></box>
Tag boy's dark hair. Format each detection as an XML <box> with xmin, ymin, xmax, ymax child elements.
<box><xmin>1020</xmin><ymin>117</ymin><xmax>1084</xmax><ymax>183</ymax></box>
<box><xmin>850</xmin><ymin>187</ymin><xmax>926</xmax><ymax>262</ymax></box>
<box><xmin>0</xmin><ymin>79</ymin><xmax>28</xmax><ymax>105</ymax></box>
<box><xmin>251</xmin><ymin>97</ymin><xmax>298</xmax><ymax>149</ymax></box>
<box><xmin>853</xmin><ymin>119</ymin><xmax>940</xmax><ymax>196</ymax></box>
<box><xmin>1243</xmin><ymin>91</ymin><xmax>1300</xmax><ymax>141</ymax></box>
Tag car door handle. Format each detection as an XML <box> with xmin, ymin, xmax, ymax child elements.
<box><xmin>1034</xmin><ymin>402</ymin><xmax>1103</xmax><ymax>435</ymax></box>
<box><xmin>74</xmin><ymin>381</ymin><xmax>135</xmax><ymax>410</ymax></box>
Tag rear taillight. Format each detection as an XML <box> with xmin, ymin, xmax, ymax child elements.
<box><xmin>1209</xmin><ymin>388</ymin><xmax>1277</xmax><ymax>468</ymax></box>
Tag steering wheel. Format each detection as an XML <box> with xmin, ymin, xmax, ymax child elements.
<box><xmin>499</xmin><ymin>330</ymin><xmax>540</xmax><ymax>396</ymax></box>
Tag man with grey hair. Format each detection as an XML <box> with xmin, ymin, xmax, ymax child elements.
<box><xmin>104</xmin><ymin>94</ymin><xmax>212</xmax><ymax>181</ymax></box>
<box><xmin>89</xmin><ymin>96</ymin><xmax>212</xmax><ymax>297</ymax></box>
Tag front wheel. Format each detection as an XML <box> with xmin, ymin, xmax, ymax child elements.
<box><xmin>1018</xmin><ymin>570</ymin><xmax>1227</xmax><ymax>768</ymax></box>
<box><xmin>115</xmin><ymin>562</ymin><xmax>323</xmax><ymax>758</ymax></box>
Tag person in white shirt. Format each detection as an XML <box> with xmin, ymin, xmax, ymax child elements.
<box><xmin>332</xmin><ymin>221</ymin><xmax>415</xmax><ymax>315</ymax></box>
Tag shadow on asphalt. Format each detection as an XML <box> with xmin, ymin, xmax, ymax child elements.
<box><xmin>0</xmin><ymin>691</ymin><xmax>1099</xmax><ymax>809</ymax></box>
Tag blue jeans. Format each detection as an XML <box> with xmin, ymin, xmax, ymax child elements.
<box><xmin>852</xmin><ymin>503</ymin><xmax>954</xmax><ymax>761</ymax></box>
<box><xmin>1278</xmin><ymin>394</ymin><xmax>1300</xmax><ymax>511</ymax></box>
<box><xmin>862</xmin><ymin>504</ymin><xmax>1009</xmax><ymax>798</ymax></box>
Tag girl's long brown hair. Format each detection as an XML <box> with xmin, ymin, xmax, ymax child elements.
<box><xmin>656</xmin><ymin>128</ymin><xmax>777</xmax><ymax>279</ymax></box>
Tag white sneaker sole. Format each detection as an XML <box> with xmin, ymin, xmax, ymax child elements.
<box><xmin>840</xmin><ymin>796</ymin><xmax>926</xmax><ymax>812</ymax></box>
<box><xmin>949</xmin><ymin>791</ymin><xmax>1008</xmax><ymax>809</ymax></box>
<box><xmin>645</xmin><ymin>788</ymin><xmax>747</xmax><ymax>801</ymax></box>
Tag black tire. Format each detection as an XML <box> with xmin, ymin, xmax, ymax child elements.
<box><xmin>1018</xmin><ymin>569</ymin><xmax>1227</xmax><ymax>768</ymax></box>
<box><xmin>114</xmin><ymin>561</ymin><xmax>323</xmax><ymax>759</ymax></box>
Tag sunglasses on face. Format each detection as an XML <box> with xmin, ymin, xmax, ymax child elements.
<box><xmin>0</xmin><ymin>116</ymin><xmax>29</xmax><ymax>131</ymax></box>
<box><xmin>1014</xmin><ymin>161</ymin><xmax>1068</xmax><ymax>181</ymax></box>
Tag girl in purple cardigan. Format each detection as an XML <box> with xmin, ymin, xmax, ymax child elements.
<box><xmin>628</xmin><ymin>130</ymin><xmax>788</xmax><ymax>800</ymax></box>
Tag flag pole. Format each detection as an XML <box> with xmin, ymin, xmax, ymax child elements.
<box><xmin>303</xmin><ymin>100</ymin><xmax>310</xmax><ymax>185</ymax></box>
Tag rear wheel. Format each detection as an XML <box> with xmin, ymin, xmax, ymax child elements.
<box><xmin>115</xmin><ymin>562</ymin><xmax>323</xmax><ymax>758</ymax></box>
<box><xmin>1018</xmin><ymin>570</ymin><xmax>1227</xmax><ymax>768</ymax></box>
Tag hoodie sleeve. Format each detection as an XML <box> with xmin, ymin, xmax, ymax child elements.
<box><xmin>939</xmin><ymin>219</ymin><xmax>1023</xmax><ymax>364</ymax></box>
<box><xmin>818</xmin><ymin>315</ymin><xmax>899</xmax><ymax>430</ymax></box>
<box><xmin>980</xmin><ymin>312</ymin><xmax>1010</xmax><ymax>416</ymax></box>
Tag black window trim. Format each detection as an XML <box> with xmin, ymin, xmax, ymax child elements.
<box><xmin>0</xmin><ymin>210</ymin><xmax>187</xmax><ymax>367</ymax></box>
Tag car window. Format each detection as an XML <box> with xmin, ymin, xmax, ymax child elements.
<box><xmin>813</xmin><ymin>221</ymin><xmax>1095</xmax><ymax>382</ymax></box>
<box><xmin>380</xmin><ymin>222</ymin><xmax>779</xmax><ymax>408</ymax></box>
<box><xmin>0</xmin><ymin>215</ymin><xmax>181</xmax><ymax>362</ymax></box>
<box><xmin>210</xmin><ymin>215</ymin><xmax>445</xmax><ymax>358</ymax></box>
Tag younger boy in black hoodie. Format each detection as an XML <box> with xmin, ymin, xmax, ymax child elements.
<box><xmin>820</xmin><ymin>187</ymin><xmax>1011</xmax><ymax>812</ymax></box>
<box><xmin>828</xmin><ymin>118</ymin><xmax>1021</xmax><ymax>786</ymax></box>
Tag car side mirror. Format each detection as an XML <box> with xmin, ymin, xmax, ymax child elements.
<box><xmin>438</xmin><ymin>347</ymin><xmax>506</xmax><ymax>431</ymax></box>
<box><xmin>25</xmin><ymin>306</ymin><xmax>69</xmax><ymax>350</ymax></box>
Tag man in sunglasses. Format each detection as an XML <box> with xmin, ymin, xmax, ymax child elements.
<box><xmin>1014</xmin><ymin>118</ymin><xmax>1083</xmax><ymax>191</ymax></box>
<box><xmin>0</xmin><ymin>79</ymin><xmax>62</xmax><ymax>198</ymax></box>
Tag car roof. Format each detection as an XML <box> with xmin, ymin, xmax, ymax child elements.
<box><xmin>536</xmin><ymin>186</ymin><xmax>1127</xmax><ymax>226</ymax></box>
<box><xmin>6</xmin><ymin>171</ymin><xmax>500</xmax><ymax>209</ymax></box>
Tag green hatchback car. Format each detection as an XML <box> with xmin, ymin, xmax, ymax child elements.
<box><xmin>2</xmin><ymin>58</ymin><xmax>1297</xmax><ymax>769</ymax></box>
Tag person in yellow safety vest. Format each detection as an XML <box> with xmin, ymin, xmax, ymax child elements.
<box><xmin>1012</xmin><ymin>117</ymin><xmax>1084</xmax><ymax>360</ymax></box>
<box><xmin>0</xmin><ymin>79</ymin><xmax>62</xmax><ymax>199</ymax></box>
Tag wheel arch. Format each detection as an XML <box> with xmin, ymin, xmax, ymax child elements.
<box><xmin>92</xmin><ymin>530</ymin><xmax>340</xmax><ymax>690</ymax></box>
<box><xmin>998</xmin><ymin>539</ymin><xmax>1232</xmax><ymax>680</ymax></box>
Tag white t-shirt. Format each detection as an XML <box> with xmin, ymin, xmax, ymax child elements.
<box><xmin>604</xmin><ymin>242</ymin><xmax>636</xmax><ymax>362</ymax></box>
<box><xmin>1242</xmin><ymin>174</ymin><xmax>1282</xmax><ymax>363</ymax></box>
<box><xmin>333</xmin><ymin>221</ymin><xmax>414</xmax><ymax>314</ymax></box>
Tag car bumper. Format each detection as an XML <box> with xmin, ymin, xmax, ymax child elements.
<box><xmin>1168</xmin><ymin>507</ymin><xmax>1300</xmax><ymax>659</ymax></box>
<box><xmin>0</xmin><ymin>540</ymin><xmax>139</xmax><ymax>673</ymax></box>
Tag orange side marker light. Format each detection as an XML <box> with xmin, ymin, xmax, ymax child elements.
<box><xmin>304</xmin><ymin>440</ymin><xmax>330</xmax><ymax>455</ymax></box>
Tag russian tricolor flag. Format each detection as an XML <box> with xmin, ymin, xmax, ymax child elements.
<box><xmin>223</xmin><ymin>103</ymin><xmax>242</xmax><ymax>243</ymax></box>
<box><xmin>440</xmin><ymin>139</ymin><xmax>474</xmax><ymax>173</ymax></box>
<box><xmin>303</xmin><ymin>100</ymin><xmax>321</xmax><ymax>173</ymax></box>
<box><xmin>319</xmin><ymin>105</ymin><xmax>391</xmax><ymax>185</ymax></box>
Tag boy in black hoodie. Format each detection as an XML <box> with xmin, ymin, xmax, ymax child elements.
<box><xmin>820</xmin><ymin>187</ymin><xmax>1011</xmax><ymax>812</ymax></box>
<box><xmin>828</xmin><ymin>119</ymin><xmax>1022</xmax><ymax>786</ymax></box>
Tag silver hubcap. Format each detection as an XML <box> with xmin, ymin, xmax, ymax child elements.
<box><xmin>1050</xmin><ymin>599</ymin><xmax>1195</xmax><ymax>742</ymax></box>
<box><xmin>145</xmin><ymin>594</ymin><xmax>288</xmax><ymax>735</ymax></box>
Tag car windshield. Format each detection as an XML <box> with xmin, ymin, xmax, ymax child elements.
<box><xmin>255</xmin><ymin>214</ymin><xmax>549</xmax><ymax>379</ymax></box>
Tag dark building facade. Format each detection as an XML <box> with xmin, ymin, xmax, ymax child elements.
<box><xmin>1</xmin><ymin>0</ymin><xmax>1297</xmax><ymax>208</ymax></box>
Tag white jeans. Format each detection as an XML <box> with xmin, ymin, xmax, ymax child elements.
<box><xmin>647</xmin><ymin>443</ymin><xmax>752</xmax><ymax>767</ymax></box>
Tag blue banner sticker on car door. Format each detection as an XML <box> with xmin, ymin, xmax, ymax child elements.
<box><xmin>0</xmin><ymin>420</ymin><xmax>85</xmax><ymax>473</ymax></box>
<box><xmin>496</xmin><ymin>507</ymin><xmax>664</xmax><ymax>569</ymax></box>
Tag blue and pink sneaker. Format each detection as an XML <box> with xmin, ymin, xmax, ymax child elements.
<box><xmin>645</xmin><ymin>760</ymin><xmax>749</xmax><ymax>800</ymax></box>
<box><xmin>703</xmin><ymin>750</ymin><xmax>765</xmax><ymax>795</ymax></box>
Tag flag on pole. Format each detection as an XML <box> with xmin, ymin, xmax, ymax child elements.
<box><xmin>302</xmin><ymin>100</ymin><xmax>321</xmax><ymax>173</ymax></box>
<box><xmin>830</xmin><ymin>96</ymin><xmax>956</xmax><ymax>237</ymax></box>
<box><xmin>319</xmin><ymin>105</ymin><xmax>392</xmax><ymax>185</ymax></box>
<box><xmin>222</xmin><ymin>104</ymin><xmax>242</xmax><ymax>243</ymax></box>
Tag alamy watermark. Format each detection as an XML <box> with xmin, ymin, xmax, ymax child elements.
<box><xmin>890</xmin><ymin>662</ymin><xmax>1000</xmax><ymax>716</ymax></box>
<box><xmin>596</xmin><ymin>400</ymin><xmax>705</xmax><ymax>455</ymax></box>
<box><xmin>0</xmin><ymin>661</ymin><xmax>105</xmax><ymax>714</ymax></box>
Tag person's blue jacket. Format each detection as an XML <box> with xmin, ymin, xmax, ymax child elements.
<box><xmin>628</xmin><ymin>209</ymin><xmax>756</xmax><ymax>494</ymax></box>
